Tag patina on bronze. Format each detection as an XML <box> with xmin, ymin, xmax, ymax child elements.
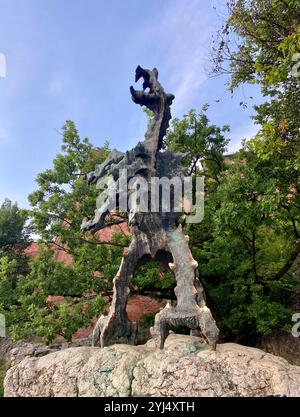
<box><xmin>82</xmin><ymin>66</ymin><xmax>219</xmax><ymax>350</ymax></box>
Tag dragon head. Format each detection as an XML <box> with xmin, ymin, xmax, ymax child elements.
<box><xmin>130</xmin><ymin>65</ymin><xmax>175</xmax><ymax>151</ymax></box>
<box><xmin>130</xmin><ymin>65</ymin><xmax>174</xmax><ymax>113</ymax></box>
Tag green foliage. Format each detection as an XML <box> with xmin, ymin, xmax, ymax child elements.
<box><xmin>0</xmin><ymin>199</ymin><xmax>31</xmax><ymax>253</ymax></box>
<box><xmin>131</xmin><ymin>260</ymin><xmax>176</xmax><ymax>296</ymax></box>
<box><xmin>214</xmin><ymin>0</ymin><xmax>300</xmax><ymax>90</ymax></box>
<box><xmin>5</xmin><ymin>245</ymin><xmax>106</xmax><ymax>342</ymax></box>
<box><xmin>28</xmin><ymin>120</ymin><xmax>110</xmax><ymax>246</ymax></box>
<box><xmin>196</xmin><ymin>0</ymin><xmax>300</xmax><ymax>341</ymax></box>
<box><xmin>0</xmin><ymin>199</ymin><xmax>32</xmax><ymax>277</ymax></box>
<box><xmin>0</xmin><ymin>257</ymin><xmax>18</xmax><ymax>309</ymax></box>
<box><xmin>190</xmin><ymin>149</ymin><xmax>298</xmax><ymax>340</ymax></box>
<box><xmin>0</xmin><ymin>121</ymin><xmax>126</xmax><ymax>342</ymax></box>
<box><xmin>165</xmin><ymin>106</ymin><xmax>230</xmax><ymax>179</ymax></box>
<box><xmin>0</xmin><ymin>200</ymin><xmax>32</xmax><ymax>329</ymax></box>
<box><xmin>162</xmin><ymin>95</ymin><xmax>297</xmax><ymax>341</ymax></box>
<box><xmin>214</xmin><ymin>0</ymin><xmax>300</xmax><ymax>175</ymax></box>
<box><xmin>139</xmin><ymin>311</ymin><xmax>156</xmax><ymax>328</ymax></box>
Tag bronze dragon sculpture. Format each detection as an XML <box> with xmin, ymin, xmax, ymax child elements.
<box><xmin>81</xmin><ymin>66</ymin><xmax>219</xmax><ymax>350</ymax></box>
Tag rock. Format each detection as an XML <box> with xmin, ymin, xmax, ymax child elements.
<box><xmin>0</xmin><ymin>338</ymin><xmax>55</xmax><ymax>366</ymax></box>
<box><xmin>134</xmin><ymin>335</ymin><xmax>300</xmax><ymax>397</ymax></box>
<box><xmin>0</xmin><ymin>337</ymin><xmax>92</xmax><ymax>367</ymax></box>
<box><xmin>256</xmin><ymin>289</ymin><xmax>300</xmax><ymax>367</ymax></box>
<box><xmin>258</xmin><ymin>330</ymin><xmax>300</xmax><ymax>366</ymax></box>
<box><xmin>4</xmin><ymin>334</ymin><xmax>300</xmax><ymax>397</ymax></box>
<box><xmin>9</xmin><ymin>343</ymin><xmax>58</xmax><ymax>367</ymax></box>
<box><xmin>0</xmin><ymin>338</ymin><xmax>19</xmax><ymax>361</ymax></box>
<box><xmin>78</xmin><ymin>345</ymin><xmax>147</xmax><ymax>397</ymax></box>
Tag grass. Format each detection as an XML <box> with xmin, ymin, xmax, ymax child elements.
<box><xmin>0</xmin><ymin>359</ymin><xmax>10</xmax><ymax>397</ymax></box>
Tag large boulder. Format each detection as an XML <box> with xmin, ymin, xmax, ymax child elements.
<box><xmin>4</xmin><ymin>334</ymin><xmax>300</xmax><ymax>397</ymax></box>
<box><xmin>0</xmin><ymin>338</ymin><xmax>55</xmax><ymax>366</ymax></box>
<box><xmin>258</xmin><ymin>330</ymin><xmax>300</xmax><ymax>366</ymax></box>
<box><xmin>0</xmin><ymin>337</ymin><xmax>92</xmax><ymax>367</ymax></box>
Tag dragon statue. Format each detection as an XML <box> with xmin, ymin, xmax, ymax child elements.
<box><xmin>81</xmin><ymin>66</ymin><xmax>219</xmax><ymax>350</ymax></box>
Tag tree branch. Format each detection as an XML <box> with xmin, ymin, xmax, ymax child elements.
<box><xmin>252</xmin><ymin>231</ymin><xmax>258</xmax><ymax>278</ymax></box>
<box><xmin>271</xmin><ymin>240</ymin><xmax>300</xmax><ymax>282</ymax></box>
<box><xmin>81</xmin><ymin>237</ymin><xmax>127</xmax><ymax>248</ymax></box>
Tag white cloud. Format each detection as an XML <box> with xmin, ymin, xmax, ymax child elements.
<box><xmin>155</xmin><ymin>0</ymin><xmax>215</xmax><ymax>115</ymax></box>
<box><xmin>130</xmin><ymin>0</ymin><xmax>215</xmax><ymax>116</ymax></box>
<box><xmin>228</xmin><ymin>122</ymin><xmax>259</xmax><ymax>153</ymax></box>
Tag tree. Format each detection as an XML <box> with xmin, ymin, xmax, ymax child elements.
<box><xmin>212</xmin><ymin>0</ymin><xmax>300</xmax><ymax>175</ymax></box>
<box><xmin>202</xmin><ymin>0</ymin><xmax>300</xmax><ymax>341</ymax></box>
<box><xmin>3</xmin><ymin>121</ymin><xmax>128</xmax><ymax>342</ymax></box>
<box><xmin>0</xmin><ymin>198</ymin><xmax>32</xmax><ymax>277</ymax></box>
<box><xmin>0</xmin><ymin>199</ymin><xmax>32</xmax><ymax>332</ymax></box>
<box><xmin>212</xmin><ymin>0</ymin><xmax>300</xmax><ymax>285</ymax></box>
<box><xmin>8</xmin><ymin>245</ymin><xmax>105</xmax><ymax>342</ymax></box>
<box><xmin>165</xmin><ymin>111</ymin><xmax>297</xmax><ymax>341</ymax></box>
<box><xmin>164</xmin><ymin>106</ymin><xmax>230</xmax><ymax>179</ymax></box>
<box><xmin>164</xmin><ymin>106</ymin><xmax>230</xmax><ymax>259</ymax></box>
<box><xmin>199</xmin><ymin>151</ymin><xmax>295</xmax><ymax>341</ymax></box>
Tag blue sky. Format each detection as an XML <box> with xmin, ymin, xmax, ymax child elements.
<box><xmin>0</xmin><ymin>0</ymin><xmax>262</xmax><ymax>208</ymax></box>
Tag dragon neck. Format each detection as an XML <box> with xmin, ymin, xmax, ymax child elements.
<box><xmin>144</xmin><ymin>99</ymin><xmax>171</xmax><ymax>173</ymax></box>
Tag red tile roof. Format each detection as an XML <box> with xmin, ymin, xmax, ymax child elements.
<box><xmin>25</xmin><ymin>221</ymin><xmax>129</xmax><ymax>266</ymax></box>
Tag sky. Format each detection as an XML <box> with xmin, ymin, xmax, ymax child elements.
<box><xmin>0</xmin><ymin>0</ymin><xmax>263</xmax><ymax>208</ymax></box>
